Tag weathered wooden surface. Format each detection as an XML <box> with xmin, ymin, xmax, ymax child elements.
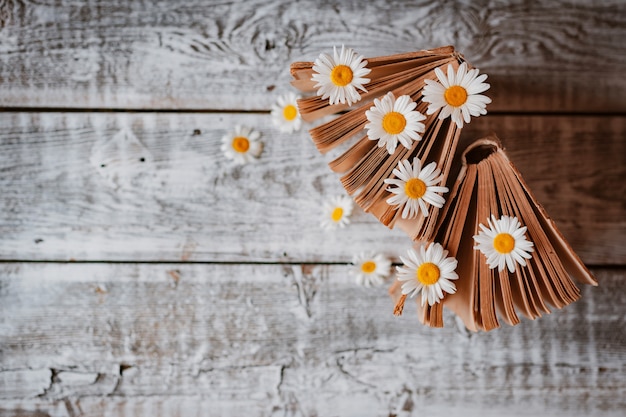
<box><xmin>0</xmin><ymin>0</ymin><xmax>625</xmax><ymax>112</ymax></box>
<box><xmin>0</xmin><ymin>112</ymin><xmax>623</xmax><ymax>264</ymax></box>
<box><xmin>0</xmin><ymin>263</ymin><xmax>623</xmax><ymax>417</ymax></box>
<box><xmin>1</xmin><ymin>0</ymin><xmax>625</xmax><ymax>415</ymax></box>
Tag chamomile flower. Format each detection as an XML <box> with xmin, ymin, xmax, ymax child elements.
<box><xmin>320</xmin><ymin>195</ymin><xmax>354</xmax><ymax>230</ymax></box>
<box><xmin>311</xmin><ymin>45</ymin><xmax>371</xmax><ymax>106</ymax></box>
<box><xmin>473</xmin><ymin>215</ymin><xmax>534</xmax><ymax>273</ymax></box>
<box><xmin>349</xmin><ymin>252</ymin><xmax>391</xmax><ymax>288</ymax></box>
<box><xmin>396</xmin><ymin>242</ymin><xmax>459</xmax><ymax>306</ymax></box>
<box><xmin>271</xmin><ymin>92</ymin><xmax>302</xmax><ymax>133</ymax></box>
<box><xmin>220</xmin><ymin>125</ymin><xmax>263</xmax><ymax>165</ymax></box>
<box><xmin>383</xmin><ymin>158</ymin><xmax>449</xmax><ymax>218</ymax></box>
<box><xmin>365</xmin><ymin>92</ymin><xmax>427</xmax><ymax>154</ymax></box>
<box><xmin>422</xmin><ymin>62</ymin><xmax>491</xmax><ymax>128</ymax></box>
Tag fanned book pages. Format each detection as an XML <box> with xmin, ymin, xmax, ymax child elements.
<box><xmin>390</xmin><ymin>136</ymin><xmax>598</xmax><ymax>331</ymax></box>
<box><xmin>291</xmin><ymin>45</ymin><xmax>491</xmax><ymax>241</ymax></box>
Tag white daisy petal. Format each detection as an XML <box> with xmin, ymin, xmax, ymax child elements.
<box><xmin>467</xmin><ymin>80</ymin><xmax>490</xmax><ymax>95</ymax></box>
<box><xmin>419</xmin><ymin>161</ymin><xmax>437</xmax><ymax>178</ymax></box>
<box><xmin>431</xmin><ymin>67</ymin><xmax>445</xmax><ymax>88</ymax></box>
<box><xmin>438</xmin><ymin>104</ymin><xmax>454</xmax><ymax>120</ymax></box>
<box><xmin>511</xmin><ymin>250</ymin><xmax>527</xmax><ymax>266</ymax></box>
<box><xmin>434</xmin><ymin>282</ymin><xmax>444</xmax><ymax>300</ymax></box>
<box><xmin>383</xmin><ymin>178</ymin><xmax>405</xmax><ymax>187</ymax></box>
<box><xmin>423</xmin><ymin>288</ymin><xmax>432</xmax><ymax>306</ymax></box>
<box><xmin>248</xmin><ymin>141</ymin><xmax>263</xmax><ymax>157</ymax></box>
<box><xmin>455</xmin><ymin>62</ymin><xmax>467</xmax><ymax>85</ymax></box>
<box><xmin>422</xmin><ymin>192</ymin><xmax>446</xmax><ymax>207</ymax></box>
<box><xmin>422</xmin><ymin>63</ymin><xmax>491</xmax><ymax>128</ymax></box>
<box><xmin>415</xmin><ymin>199</ymin><xmax>426</xmax><ymax>217</ymax></box>
<box><xmin>447</xmin><ymin>64</ymin><xmax>457</xmax><ymax>85</ymax></box>
<box><xmin>460</xmin><ymin>67</ymin><xmax>475</xmax><ymax>87</ymax></box>
<box><xmin>451</xmin><ymin>109</ymin><xmax>463</xmax><ymax>128</ymax></box>
<box><xmin>384</xmin><ymin>157</ymin><xmax>449</xmax><ymax>219</ymax></box>
<box><xmin>401</xmin><ymin>202</ymin><xmax>413</xmax><ymax>218</ymax></box>
<box><xmin>473</xmin><ymin>215</ymin><xmax>534</xmax><ymax>272</ymax></box>
<box><xmin>461</xmin><ymin>105</ymin><xmax>471</xmax><ymax>124</ymax></box>
<box><xmin>505</xmin><ymin>254</ymin><xmax>516</xmax><ymax>273</ymax></box>
<box><xmin>438</xmin><ymin>278</ymin><xmax>457</xmax><ymax>294</ymax></box>
<box><xmin>428</xmin><ymin>185</ymin><xmax>450</xmax><ymax>194</ymax></box>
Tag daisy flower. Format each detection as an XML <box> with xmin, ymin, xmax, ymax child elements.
<box><xmin>311</xmin><ymin>45</ymin><xmax>371</xmax><ymax>106</ymax></box>
<box><xmin>473</xmin><ymin>215</ymin><xmax>534</xmax><ymax>273</ymax></box>
<box><xmin>422</xmin><ymin>62</ymin><xmax>491</xmax><ymax>128</ymax></box>
<box><xmin>220</xmin><ymin>125</ymin><xmax>263</xmax><ymax>165</ymax></box>
<box><xmin>396</xmin><ymin>242</ymin><xmax>459</xmax><ymax>306</ymax></box>
<box><xmin>271</xmin><ymin>92</ymin><xmax>302</xmax><ymax>133</ymax></box>
<box><xmin>365</xmin><ymin>92</ymin><xmax>427</xmax><ymax>154</ymax></box>
<box><xmin>320</xmin><ymin>195</ymin><xmax>354</xmax><ymax>230</ymax></box>
<box><xmin>383</xmin><ymin>157</ymin><xmax>449</xmax><ymax>218</ymax></box>
<box><xmin>349</xmin><ymin>252</ymin><xmax>392</xmax><ymax>288</ymax></box>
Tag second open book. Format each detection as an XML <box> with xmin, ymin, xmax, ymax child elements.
<box><xmin>389</xmin><ymin>137</ymin><xmax>597</xmax><ymax>331</ymax></box>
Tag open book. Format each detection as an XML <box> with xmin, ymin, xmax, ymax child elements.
<box><xmin>291</xmin><ymin>46</ymin><xmax>473</xmax><ymax>241</ymax></box>
<box><xmin>390</xmin><ymin>136</ymin><xmax>598</xmax><ymax>331</ymax></box>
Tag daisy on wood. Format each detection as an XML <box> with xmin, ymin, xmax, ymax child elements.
<box><xmin>422</xmin><ymin>62</ymin><xmax>491</xmax><ymax>128</ymax></box>
<box><xmin>271</xmin><ymin>92</ymin><xmax>302</xmax><ymax>133</ymax></box>
<box><xmin>311</xmin><ymin>45</ymin><xmax>371</xmax><ymax>106</ymax></box>
<box><xmin>383</xmin><ymin>158</ymin><xmax>449</xmax><ymax>218</ymax></box>
<box><xmin>473</xmin><ymin>215</ymin><xmax>534</xmax><ymax>273</ymax></box>
<box><xmin>365</xmin><ymin>92</ymin><xmax>426</xmax><ymax>154</ymax></box>
<box><xmin>396</xmin><ymin>242</ymin><xmax>459</xmax><ymax>306</ymax></box>
<box><xmin>221</xmin><ymin>125</ymin><xmax>263</xmax><ymax>165</ymax></box>
<box><xmin>320</xmin><ymin>195</ymin><xmax>354</xmax><ymax>230</ymax></box>
<box><xmin>349</xmin><ymin>252</ymin><xmax>391</xmax><ymax>288</ymax></box>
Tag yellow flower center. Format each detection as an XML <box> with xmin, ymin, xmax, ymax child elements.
<box><xmin>416</xmin><ymin>262</ymin><xmax>440</xmax><ymax>286</ymax></box>
<box><xmin>283</xmin><ymin>104</ymin><xmax>298</xmax><ymax>121</ymax></box>
<box><xmin>404</xmin><ymin>178</ymin><xmax>426</xmax><ymax>199</ymax></box>
<box><xmin>493</xmin><ymin>233</ymin><xmax>516</xmax><ymax>254</ymax></box>
<box><xmin>330</xmin><ymin>64</ymin><xmax>353</xmax><ymax>87</ymax></box>
<box><xmin>331</xmin><ymin>207</ymin><xmax>344</xmax><ymax>222</ymax></box>
<box><xmin>232</xmin><ymin>136</ymin><xmax>250</xmax><ymax>153</ymax></box>
<box><xmin>382</xmin><ymin>111</ymin><xmax>407</xmax><ymax>135</ymax></box>
<box><xmin>444</xmin><ymin>85</ymin><xmax>468</xmax><ymax>107</ymax></box>
<box><xmin>361</xmin><ymin>261</ymin><xmax>376</xmax><ymax>274</ymax></box>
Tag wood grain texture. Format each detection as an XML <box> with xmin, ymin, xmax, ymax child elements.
<box><xmin>0</xmin><ymin>263</ymin><xmax>623</xmax><ymax>417</ymax></box>
<box><xmin>1</xmin><ymin>1</ymin><xmax>625</xmax><ymax>415</ymax></box>
<box><xmin>0</xmin><ymin>0</ymin><xmax>624</xmax><ymax>112</ymax></box>
<box><xmin>0</xmin><ymin>112</ymin><xmax>623</xmax><ymax>264</ymax></box>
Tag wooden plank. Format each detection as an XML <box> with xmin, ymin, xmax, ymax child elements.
<box><xmin>0</xmin><ymin>370</ymin><xmax>51</xmax><ymax>399</ymax></box>
<box><xmin>0</xmin><ymin>111</ymin><xmax>409</xmax><ymax>263</ymax></box>
<box><xmin>1</xmin><ymin>393</ymin><xmax>624</xmax><ymax>417</ymax></box>
<box><xmin>0</xmin><ymin>112</ymin><xmax>623</xmax><ymax>264</ymax></box>
<box><xmin>0</xmin><ymin>0</ymin><xmax>624</xmax><ymax>112</ymax></box>
<box><xmin>0</xmin><ymin>263</ymin><xmax>623</xmax><ymax>416</ymax></box>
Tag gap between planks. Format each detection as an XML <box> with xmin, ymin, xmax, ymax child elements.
<box><xmin>0</xmin><ymin>107</ymin><xmax>625</xmax><ymax>117</ymax></box>
<box><xmin>0</xmin><ymin>259</ymin><xmax>620</xmax><ymax>269</ymax></box>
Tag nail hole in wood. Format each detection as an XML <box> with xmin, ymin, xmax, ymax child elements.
<box><xmin>120</xmin><ymin>364</ymin><xmax>133</xmax><ymax>375</ymax></box>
